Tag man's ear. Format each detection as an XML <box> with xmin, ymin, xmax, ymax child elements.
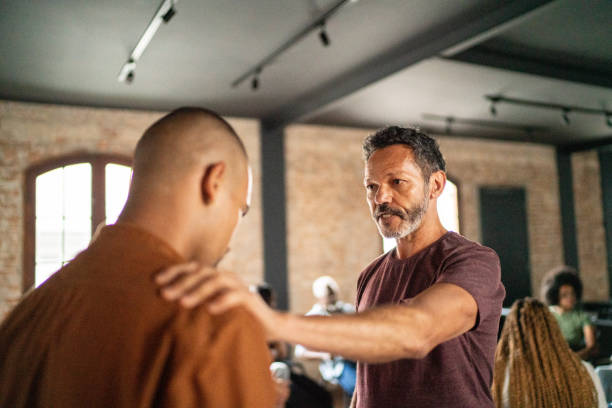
<box><xmin>201</xmin><ymin>162</ymin><xmax>226</xmax><ymax>204</ymax></box>
<box><xmin>429</xmin><ymin>170</ymin><xmax>446</xmax><ymax>199</ymax></box>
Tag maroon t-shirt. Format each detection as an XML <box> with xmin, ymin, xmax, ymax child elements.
<box><xmin>355</xmin><ymin>232</ymin><xmax>505</xmax><ymax>408</ymax></box>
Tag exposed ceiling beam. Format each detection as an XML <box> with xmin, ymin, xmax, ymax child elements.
<box><xmin>262</xmin><ymin>0</ymin><xmax>557</xmax><ymax>129</ymax></box>
<box><xmin>445</xmin><ymin>46</ymin><xmax>612</xmax><ymax>89</ymax></box>
<box><xmin>558</xmin><ymin>136</ymin><xmax>612</xmax><ymax>153</ymax></box>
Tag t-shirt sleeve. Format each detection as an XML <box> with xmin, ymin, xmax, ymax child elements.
<box><xmin>159</xmin><ymin>306</ymin><xmax>276</xmax><ymax>408</ymax></box>
<box><xmin>580</xmin><ymin>310</ymin><xmax>594</xmax><ymax>328</ymax></box>
<box><xmin>436</xmin><ymin>245</ymin><xmax>504</xmax><ymax>331</ymax></box>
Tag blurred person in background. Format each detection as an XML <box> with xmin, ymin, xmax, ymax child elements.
<box><xmin>254</xmin><ymin>282</ymin><xmax>332</xmax><ymax>408</ymax></box>
<box><xmin>541</xmin><ymin>266</ymin><xmax>598</xmax><ymax>360</ymax></box>
<box><xmin>294</xmin><ymin>276</ymin><xmax>357</xmax><ymax>401</ymax></box>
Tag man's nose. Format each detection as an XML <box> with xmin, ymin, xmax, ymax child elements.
<box><xmin>374</xmin><ymin>185</ymin><xmax>392</xmax><ymax>205</ymax></box>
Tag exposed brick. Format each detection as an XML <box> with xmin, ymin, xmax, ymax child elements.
<box><xmin>572</xmin><ymin>151</ymin><xmax>609</xmax><ymax>301</ymax></box>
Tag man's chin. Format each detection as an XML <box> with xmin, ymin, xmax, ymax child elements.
<box><xmin>378</xmin><ymin>227</ymin><xmax>402</xmax><ymax>239</ymax></box>
<box><xmin>378</xmin><ymin>223</ymin><xmax>420</xmax><ymax>239</ymax></box>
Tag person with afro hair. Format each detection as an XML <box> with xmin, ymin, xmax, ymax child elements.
<box><xmin>541</xmin><ymin>266</ymin><xmax>597</xmax><ymax>360</ymax></box>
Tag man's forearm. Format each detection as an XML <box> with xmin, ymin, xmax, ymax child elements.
<box><xmin>269</xmin><ymin>305</ymin><xmax>431</xmax><ymax>363</ymax></box>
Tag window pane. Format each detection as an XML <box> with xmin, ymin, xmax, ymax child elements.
<box><xmin>63</xmin><ymin>217</ymin><xmax>91</xmax><ymax>262</ymax></box>
<box><xmin>35</xmin><ymin>262</ymin><xmax>62</xmax><ymax>287</ymax></box>
<box><xmin>383</xmin><ymin>237</ymin><xmax>396</xmax><ymax>253</ymax></box>
<box><xmin>438</xmin><ymin>180</ymin><xmax>459</xmax><ymax>233</ymax></box>
<box><xmin>36</xmin><ymin>217</ymin><xmax>63</xmax><ymax>265</ymax></box>
<box><xmin>36</xmin><ymin>168</ymin><xmax>63</xmax><ymax>218</ymax></box>
<box><xmin>35</xmin><ymin>163</ymin><xmax>92</xmax><ymax>287</ymax></box>
<box><xmin>64</xmin><ymin>163</ymin><xmax>92</xmax><ymax>218</ymax></box>
<box><xmin>105</xmin><ymin>163</ymin><xmax>132</xmax><ymax>225</ymax></box>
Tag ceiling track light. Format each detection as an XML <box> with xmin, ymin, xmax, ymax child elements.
<box><xmin>231</xmin><ymin>0</ymin><xmax>355</xmax><ymax>89</ymax></box>
<box><xmin>561</xmin><ymin>108</ymin><xmax>571</xmax><ymax>126</ymax></box>
<box><xmin>251</xmin><ymin>68</ymin><xmax>262</xmax><ymax>91</ymax></box>
<box><xmin>445</xmin><ymin>117</ymin><xmax>455</xmax><ymax>134</ymax></box>
<box><xmin>489</xmin><ymin>97</ymin><xmax>499</xmax><ymax>117</ymax></box>
<box><xmin>484</xmin><ymin>94</ymin><xmax>612</xmax><ymax>128</ymax></box>
<box><xmin>319</xmin><ymin>22</ymin><xmax>331</xmax><ymax>47</ymax></box>
<box><xmin>117</xmin><ymin>0</ymin><xmax>178</xmax><ymax>84</ymax></box>
<box><xmin>488</xmin><ymin>96</ymin><xmax>500</xmax><ymax>117</ymax></box>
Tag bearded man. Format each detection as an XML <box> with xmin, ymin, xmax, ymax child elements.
<box><xmin>157</xmin><ymin>126</ymin><xmax>505</xmax><ymax>408</ymax></box>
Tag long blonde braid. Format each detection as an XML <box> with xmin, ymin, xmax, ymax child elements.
<box><xmin>492</xmin><ymin>298</ymin><xmax>597</xmax><ymax>408</ymax></box>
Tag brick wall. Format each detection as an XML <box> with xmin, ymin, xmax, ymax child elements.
<box><xmin>0</xmin><ymin>101</ymin><xmax>263</xmax><ymax>320</ymax></box>
<box><xmin>436</xmin><ymin>136</ymin><xmax>566</xmax><ymax>299</ymax></box>
<box><xmin>285</xmin><ymin>125</ymin><xmax>380</xmax><ymax>314</ymax></box>
<box><xmin>572</xmin><ymin>151</ymin><xmax>609</xmax><ymax>301</ymax></box>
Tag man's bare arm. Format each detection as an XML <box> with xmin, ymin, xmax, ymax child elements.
<box><xmin>268</xmin><ymin>283</ymin><xmax>476</xmax><ymax>363</ymax></box>
<box><xmin>156</xmin><ymin>264</ymin><xmax>477</xmax><ymax>363</ymax></box>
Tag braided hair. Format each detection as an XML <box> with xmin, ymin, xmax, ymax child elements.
<box><xmin>492</xmin><ymin>298</ymin><xmax>597</xmax><ymax>408</ymax></box>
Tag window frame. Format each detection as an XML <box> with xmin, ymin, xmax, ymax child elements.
<box><xmin>24</xmin><ymin>153</ymin><xmax>131</xmax><ymax>292</ymax></box>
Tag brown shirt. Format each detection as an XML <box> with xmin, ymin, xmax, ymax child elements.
<box><xmin>355</xmin><ymin>232</ymin><xmax>505</xmax><ymax>408</ymax></box>
<box><xmin>0</xmin><ymin>224</ymin><xmax>275</xmax><ymax>408</ymax></box>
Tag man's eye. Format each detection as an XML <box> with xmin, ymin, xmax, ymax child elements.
<box><xmin>392</xmin><ymin>179</ymin><xmax>403</xmax><ymax>185</ymax></box>
<box><xmin>366</xmin><ymin>184</ymin><xmax>376</xmax><ymax>191</ymax></box>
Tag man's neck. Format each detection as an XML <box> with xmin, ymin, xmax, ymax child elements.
<box><xmin>117</xmin><ymin>205</ymin><xmax>188</xmax><ymax>260</ymax></box>
<box><xmin>394</xmin><ymin>222</ymin><xmax>447</xmax><ymax>260</ymax></box>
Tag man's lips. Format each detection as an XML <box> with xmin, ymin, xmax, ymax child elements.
<box><xmin>375</xmin><ymin>204</ymin><xmax>407</xmax><ymax>220</ymax></box>
<box><xmin>376</xmin><ymin>212</ymin><xmax>404</xmax><ymax>221</ymax></box>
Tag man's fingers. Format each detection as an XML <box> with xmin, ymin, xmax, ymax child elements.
<box><xmin>155</xmin><ymin>262</ymin><xmax>198</xmax><ymax>285</ymax></box>
<box><xmin>207</xmin><ymin>290</ymin><xmax>246</xmax><ymax>315</ymax></box>
<box><xmin>159</xmin><ymin>265</ymin><xmax>217</xmax><ymax>301</ymax></box>
<box><xmin>179</xmin><ymin>273</ymin><xmax>237</xmax><ymax>308</ymax></box>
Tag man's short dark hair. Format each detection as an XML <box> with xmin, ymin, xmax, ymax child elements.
<box><xmin>541</xmin><ymin>266</ymin><xmax>583</xmax><ymax>305</ymax></box>
<box><xmin>362</xmin><ymin>126</ymin><xmax>446</xmax><ymax>181</ymax></box>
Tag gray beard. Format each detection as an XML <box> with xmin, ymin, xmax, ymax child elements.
<box><xmin>375</xmin><ymin>192</ymin><xmax>429</xmax><ymax>239</ymax></box>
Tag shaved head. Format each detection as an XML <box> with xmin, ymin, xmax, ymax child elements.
<box><xmin>120</xmin><ymin>107</ymin><xmax>252</xmax><ymax>264</ymax></box>
<box><xmin>131</xmin><ymin>107</ymin><xmax>247</xmax><ymax>193</ymax></box>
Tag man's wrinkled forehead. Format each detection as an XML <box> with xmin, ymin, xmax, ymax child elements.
<box><xmin>364</xmin><ymin>145</ymin><xmax>420</xmax><ymax>176</ymax></box>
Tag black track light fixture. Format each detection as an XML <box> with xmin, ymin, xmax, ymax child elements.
<box><xmin>561</xmin><ymin>108</ymin><xmax>571</xmax><ymax>126</ymax></box>
<box><xmin>251</xmin><ymin>68</ymin><xmax>262</xmax><ymax>91</ymax></box>
<box><xmin>606</xmin><ymin>113</ymin><xmax>612</xmax><ymax>128</ymax></box>
<box><xmin>162</xmin><ymin>4</ymin><xmax>176</xmax><ymax>22</ymax></box>
<box><xmin>489</xmin><ymin>96</ymin><xmax>499</xmax><ymax>116</ymax></box>
<box><xmin>445</xmin><ymin>117</ymin><xmax>454</xmax><ymax>134</ymax></box>
<box><xmin>319</xmin><ymin>22</ymin><xmax>330</xmax><ymax>47</ymax></box>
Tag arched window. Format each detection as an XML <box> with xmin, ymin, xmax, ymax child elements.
<box><xmin>383</xmin><ymin>178</ymin><xmax>460</xmax><ymax>253</ymax></box>
<box><xmin>24</xmin><ymin>154</ymin><xmax>132</xmax><ymax>290</ymax></box>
